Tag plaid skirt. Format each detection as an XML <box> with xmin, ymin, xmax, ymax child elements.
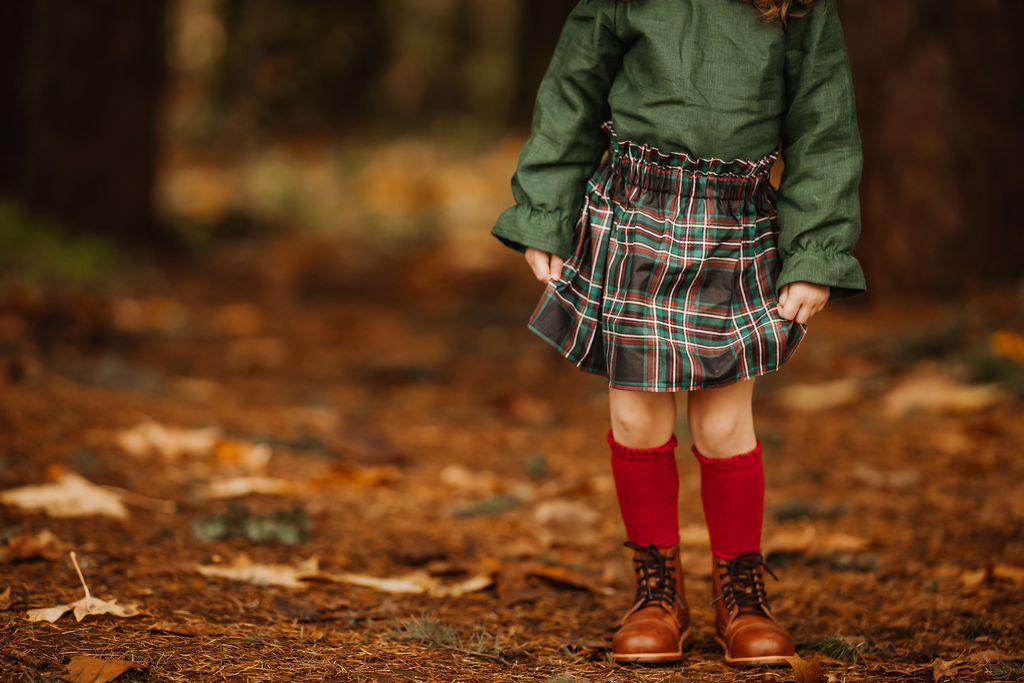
<box><xmin>528</xmin><ymin>123</ymin><xmax>806</xmax><ymax>392</ymax></box>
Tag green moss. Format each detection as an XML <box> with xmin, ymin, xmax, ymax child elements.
<box><xmin>0</xmin><ymin>197</ymin><xmax>120</xmax><ymax>283</ymax></box>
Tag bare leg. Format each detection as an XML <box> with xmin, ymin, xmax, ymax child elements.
<box><xmin>608</xmin><ymin>388</ymin><xmax>678</xmax><ymax>448</ymax></box>
<box><xmin>686</xmin><ymin>378</ymin><xmax>757</xmax><ymax>459</ymax></box>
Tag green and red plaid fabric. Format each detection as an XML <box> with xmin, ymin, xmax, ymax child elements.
<box><xmin>528</xmin><ymin>123</ymin><xmax>806</xmax><ymax>391</ymax></box>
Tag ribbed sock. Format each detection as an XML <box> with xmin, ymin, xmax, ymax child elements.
<box><xmin>693</xmin><ymin>440</ymin><xmax>765</xmax><ymax>559</ymax></box>
<box><xmin>608</xmin><ymin>430</ymin><xmax>680</xmax><ymax>549</ymax></box>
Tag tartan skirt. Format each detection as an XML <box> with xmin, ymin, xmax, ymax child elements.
<box><xmin>528</xmin><ymin>123</ymin><xmax>806</xmax><ymax>392</ymax></box>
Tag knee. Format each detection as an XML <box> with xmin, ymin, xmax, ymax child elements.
<box><xmin>610</xmin><ymin>398</ymin><xmax>675</xmax><ymax>449</ymax></box>
<box><xmin>689</xmin><ymin>409</ymin><xmax>748</xmax><ymax>453</ymax></box>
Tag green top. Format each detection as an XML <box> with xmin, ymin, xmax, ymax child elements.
<box><xmin>492</xmin><ymin>0</ymin><xmax>866</xmax><ymax>298</ymax></box>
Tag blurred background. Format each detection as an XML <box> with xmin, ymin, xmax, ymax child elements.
<box><xmin>1</xmin><ymin>0</ymin><xmax>1022</xmax><ymax>291</ymax></box>
<box><xmin>1</xmin><ymin>3</ymin><xmax>1024</xmax><ymax>680</ymax></box>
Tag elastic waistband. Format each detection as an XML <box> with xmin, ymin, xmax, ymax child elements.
<box><xmin>603</xmin><ymin>121</ymin><xmax>776</xmax><ymax>199</ymax></box>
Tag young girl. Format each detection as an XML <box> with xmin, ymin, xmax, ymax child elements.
<box><xmin>492</xmin><ymin>0</ymin><xmax>865</xmax><ymax>667</ymax></box>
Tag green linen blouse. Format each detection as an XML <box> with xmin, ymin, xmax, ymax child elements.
<box><xmin>492</xmin><ymin>0</ymin><xmax>866</xmax><ymax>298</ymax></box>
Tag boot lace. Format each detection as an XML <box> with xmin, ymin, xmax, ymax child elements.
<box><xmin>711</xmin><ymin>552</ymin><xmax>778</xmax><ymax>616</ymax></box>
<box><xmin>625</xmin><ymin>542</ymin><xmax>677</xmax><ymax>609</ymax></box>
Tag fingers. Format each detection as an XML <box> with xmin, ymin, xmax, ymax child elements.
<box><xmin>524</xmin><ymin>248</ymin><xmax>564</xmax><ymax>283</ymax></box>
<box><xmin>776</xmin><ymin>282</ymin><xmax>830</xmax><ymax>324</ymax></box>
<box><xmin>777</xmin><ymin>286</ymin><xmax>796</xmax><ymax>320</ymax></box>
<box><xmin>550</xmin><ymin>255</ymin><xmax>564</xmax><ymax>281</ymax></box>
<box><xmin>524</xmin><ymin>248</ymin><xmax>550</xmax><ymax>282</ymax></box>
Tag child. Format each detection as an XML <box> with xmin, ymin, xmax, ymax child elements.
<box><xmin>492</xmin><ymin>0</ymin><xmax>865</xmax><ymax>667</ymax></box>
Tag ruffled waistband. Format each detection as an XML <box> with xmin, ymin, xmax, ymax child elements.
<box><xmin>603</xmin><ymin>121</ymin><xmax>777</xmax><ymax>199</ymax></box>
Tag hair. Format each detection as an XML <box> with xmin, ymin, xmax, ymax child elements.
<box><xmin>619</xmin><ymin>0</ymin><xmax>819</xmax><ymax>26</ymax></box>
<box><xmin>738</xmin><ymin>0</ymin><xmax>819</xmax><ymax>25</ymax></box>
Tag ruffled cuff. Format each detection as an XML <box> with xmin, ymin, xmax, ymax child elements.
<box><xmin>491</xmin><ymin>204</ymin><xmax>574</xmax><ymax>260</ymax></box>
<box><xmin>776</xmin><ymin>247</ymin><xmax>866</xmax><ymax>300</ymax></box>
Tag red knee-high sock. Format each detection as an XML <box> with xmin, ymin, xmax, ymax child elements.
<box><xmin>608</xmin><ymin>430</ymin><xmax>680</xmax><ymax>549</ymax></box>
<box><xmin>693</xmin><ymin>441</ymin><xmax>764</xmax><ymax>559</ymax></box>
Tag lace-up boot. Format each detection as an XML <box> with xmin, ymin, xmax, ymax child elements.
<box><xmin>612</xmin><ymin>542</ymin><xmax>693</xmax><ymax>663</ymax></box>
<box><xmin>711</xmin><ymin>552</ymin><xmax>795</xmax><ymax>665</ymax></box>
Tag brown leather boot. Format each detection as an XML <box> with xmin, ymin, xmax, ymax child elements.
<box><xmin>612</xmin><ymin>542</ymin><xmax>693</xmax><ymax>663</ymax></box>
<box><xmin>711</xmin><ymin>552</ymin><xmax>795</xmax><ymax>666</ymax></box>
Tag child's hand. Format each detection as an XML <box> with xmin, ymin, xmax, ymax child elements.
<box><xmin>777</xmin><ymin>281</ymin><xmax>830</xmax><ymax>324</ymax></box>
<box><xmin>524</xmin><ymin>248</ymin><xmax>564</xmax><ymax>283</ymax></box>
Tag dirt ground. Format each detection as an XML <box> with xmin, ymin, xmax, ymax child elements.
<box><xmin>1</xmin><ymin>237</ymin><xmax>1023</xmax><ymax>682</ymax></box>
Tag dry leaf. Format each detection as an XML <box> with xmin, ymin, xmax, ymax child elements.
<box><xmin>526</xmin><ymin>563</ymin><xmax>612</xmax><ymax>595</ymax></box>
<box><xmin>0</xmin><ymin>473</ymin><xmax>127</xmax><ymax>519</ymax></box>
<box><xmin>26</xmin><ymin>552</ymin><xmax>141</xmax><ymax>623</ymax></box>
<box><xmin>967</xmin><ymin>649</ymin><xmax>1014</xmax><ymax>664</ymax></box>
<box><xmin>196</xmin><ymin>476</ymin><xmax>303</xmax><ymax>499</ymax></box>
<box><xmin>214</xmin><ymin>439</ymin><xmax>272</xmax><ymax>470</ymax></box>
<box><xmin>931</xmin><ymin>657</ymin><xmax>959</xmax><ymax>682</ymax></box>
<box><xmin>197</xmin><ymin>555</ymin><xmax>322</xmax><ymax>589</ymax></box>
<box><xmin>67</xmin><ymin>655</ymin><xmax>144</xmax><ymax>683</ymax></box>
<box><xmin>328</xmin><ymin>570</ymin><xmax>493</xmax><ymax>598</ymax></box>
<box><xmin>147</xmin><ymin>620</ymin><xmax>207</xmax><ymax>637</ymax></box>
<box><xmin>440</xmin><ymin>464</ymin><xmax>503</xmax><ymax>494</ymax></box>
<box><xmin>0</xmin><ymin>586</ymin><xmax>12</xmax><ymax>610</ymax></box>
<box><xmin>778</xmin><ymin>377</ymin><xmax>863</xmax><ymax>412</ymax></box>
<box><xmin>850</xmin><ymin>465</ymin><xmax>921</xmax><ymax>491</ymax></box>
<box><xmin>882</xmin><ymin>366</ymin><xmax>1004</xmax><ymax>417</ymax></box>
<box><xmin>960</xmin><ymin>564</ymin><xmax>1024</xmax><ymax>589</ymax></box>
<box><xmin>117</xmin><ymin>420</ymin><xmax>220</xmax><ymax>460</ymax></box>
<box><xmin>764</xmin><ymin>525</ymin><xmax>871</xmax><ymax>556</ymax></box>
<box><xmin>0</xmin><ymin>528</ymin><xmax>64</xmax><ymax>561</ymax></box>
<box><xmin>990</xmin><ymin>330</ymin><xmax>1024</xmax><ymax>366</ymax></box>
<box><xmin>493</xmin><ymin>560</ymin><xmax>612</xmax><ymax>605</ymax></box>
<box><xmin>784</xmin><ymin>655</ymin><xmax>823</xmax><ymax>683</ymax></box>
<box><xmin>532</xmin><ymin>499</ymin><xmax>600</xmax><ymax>527</ymax></box>
<box><xmin>316</xmin><ymin>463</ymin><xmax>400</xmax><ymax>488</ymax></box>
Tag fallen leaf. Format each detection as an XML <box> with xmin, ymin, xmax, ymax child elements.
<box><xmin>960</xmin><ymin>564</ymin><xmax>1024</xmax><ymax>589</ymax></box>
<box><xmin>318</xmin><ymin>463</ymin><xmax>401</xmax><ymax>488</ymax></box>
<box><xmin>0</xmin><ymin>586</ymin><xmax>11</xmax><ymax>610</ymax></box>
<box><xmin>532</xmin><ymin>499</ymin><xmax>600</xmax><ymax>527</ymax></box>
<box><xmin>525</xmin><ymin>563</ymin><xmax>612</xmax><ymax>594</ymax></box>
<box><xmin>66</xmin><ymin>655</ymin><xmax>144</xmax><ymax>683</ymax></box>
<box><xmin>931</xmin><ymin>657</ymin><xmax>959</xmax><ymax>682</ymax></box>
<box><xmin>0</xmin><ymin>528</ymin><xmax>64</xmax><ymax>561</ymax></box>
<box><xmin>784</xmin><ymin>655</ymin><xmax>823</xmax><ymax>683</ymax></box>
<box><xmin>1</xmin><ymin>473</ymin><xmax>127</xmax><ymax>519</ymax></box>
<box><xmin>492</xmin><ymin>560</ymin><xmax>612</xmax><ymax>605</ymax></box>
<box><xmin>328</xmin><ymin>570</ymin><xmax>493</xmax><ymax>598</ymax></box>
<box><xmin>990</xmin><ymin>330</ymin><xmax>1024</xmax><ymax>366</ymax></box>
<box><xmin>196</xmin><ymin>476</ymin><xmax>303</xmax><ymax>499</ymax></box>
<box><xmin>764</xmin><ymin>525</ymin><xmax>871</xmax><ymax>556</ymax></box>
<box><xmin>110</xmin><ymin>296</ymin><xmax>187</xmax><ymax>334</ymax></box>
<box><xmin>214</xmin><ymin>439</ymin><xmax>272</xmax><ymax>470</ymax></box>
<box><xmin>967</xmin><ymin>649</ymin><xmax>1014</xmax><ymax>664</ymax></box>
<box><xmin>116</xmin><ymin>420</ymin><xmax>220</xmax><ymax>460</ymax></box>
<box><xmin>195</xmin><ymin>554</ymin><xmax>493</xmax><ymax>596</ymax></box>
<box><xmin>882</xmin><ymin>366</ymin><xmax>1004</xmax><ymax>417</ymax></box>
<box><xmin>147</xmin><ymin>620</ymin><xmax>208</xmax><ymax>637</ymax></box>
<box><xmin>992</xmin><ymin>564</ymin><xmax>1024</xmax><ymax>583</ymax></box>
<box><xmin>197</xmin><ymin>555</ymin><xmax>322</xmax><ymax>589</ymax></box>
<box><xmin>850</xmin><ymin>465</ymin><xmax>921</xmax><ymax>491</ymax></box>
<box><xmin>26</xmin><ymin>552</ymin><xmax>141</xmax><ymax>623</ymax></box>
<box><xmin>440</xmin><ymin>464</ymin><xmax>503</xmax><ymax>494</ymax></box>
<box><xmin>777</xmin><ymin>377</ymin><xmax>863</xmax><ymax>412</ymax></box>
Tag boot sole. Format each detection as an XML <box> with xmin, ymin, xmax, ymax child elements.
<box><xmin>714</xmin><ymin>635</ymin><xmax>792</xmax><ymax>667</ymax></box>
<box><xmin>612</xmin><ymin>627</ymin><xmax>694</xmax><ymax>664</ymax></box>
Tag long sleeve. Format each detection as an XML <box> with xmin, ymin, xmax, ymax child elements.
<box><xmin>775</xmin><ymin>0</ymin><xmax>866</xmax><ymax>299</ymax></box>
<box><xmin>492</xmin><ymin>0</ymin><xmax>627</xmax><ymax>259</ymax></box>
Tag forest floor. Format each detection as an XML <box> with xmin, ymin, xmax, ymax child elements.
<box><xmin>1</xmin><ymin>233</ymin><xmax>1023</xmax><ymax>682</ymax></box>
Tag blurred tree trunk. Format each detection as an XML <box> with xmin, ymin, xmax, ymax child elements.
<box><xmin>0</xmin><ymin>0</ymin><xmax>168</xmax><ymax>242</ymax></box>
<box><xmin>0</xmin><ymin>1</ymin><xmax>32</xmax><ymax>191</ymax></box>
<box><xmin>842</xmin><ymin>1</ymin><xmax>1024</xmax><ymax>294</ymax></box>
<box><xmin>508</xmin><ymin>0</ymin><xmax>576</xmax><ymax>125</ymax></box>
